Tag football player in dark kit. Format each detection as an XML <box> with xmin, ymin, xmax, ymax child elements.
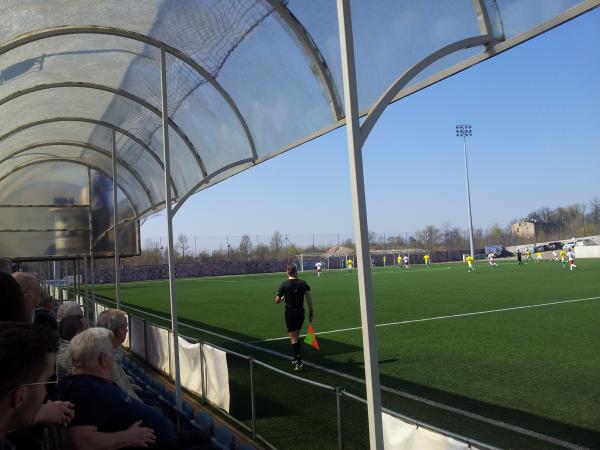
<box><xmin>275</xmin><ymin>263</ymin><xmax>314</xmax><ymax>371</ymax></box>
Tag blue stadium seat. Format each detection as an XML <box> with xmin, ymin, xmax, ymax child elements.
<box><xmin>152</xmin><ymin>381</ymin><xmax>166</xmax><ymax>396</ymax></box>
<box><xmin>191</xmin><ymin>411</ymin><xmax>214</xmax><ymax>436</ymax></box>
<box><xmin>164</xmin><ymin>391</ymin><xmax>176</xmax><ymax>406</ymax></box>
<box><xmin>182</xmin><ymin>401</ymin><xmax>194</xmax><ymax>420</ymax></box>
<box><xmin>213</xmin><ymin>426</ymin><xmax>236</xmax><ymax>450</ymax></box>
<box><xmin>239</xmin><ymin>443</ymin><xmax>257</xmax><ymax>450</ymax></box>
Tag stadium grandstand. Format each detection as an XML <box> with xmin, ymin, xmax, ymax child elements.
<box><xmin>1</xmin><ymin>1</ymin><xmax>599</xmax><ymax>449</ymax></box>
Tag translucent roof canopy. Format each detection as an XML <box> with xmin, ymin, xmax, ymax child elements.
<box><xmin>1</xmin><ymin>0</ymin><xmax>598</xmax><ymax>237</ymax></box>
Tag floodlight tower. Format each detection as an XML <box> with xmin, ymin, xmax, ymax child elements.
<box><xmin>456</xmin><ymin>124</ymin><xmax>475</xmax><ymax>258</ymax></box>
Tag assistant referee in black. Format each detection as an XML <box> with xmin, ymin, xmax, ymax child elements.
<box><xmin>275</xmin><ymin>263</ymin><xmax>314</xmax><ymax>371</ymax></box>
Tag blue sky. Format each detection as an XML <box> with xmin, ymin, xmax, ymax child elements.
<box><xmin>142</xmin><ymin>9</ymin><xmax>600</xmax><ymax>246</ymax></box>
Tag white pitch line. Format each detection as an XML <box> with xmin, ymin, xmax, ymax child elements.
<box><xmin>247</xmin><ymin>295</ymin><xmax>600</xmax><ymax>344</ymax></box>
<box><xmin>372</xmin><ymin>267</ymin><xmax>452</xmax><ymax>274</ymax></box>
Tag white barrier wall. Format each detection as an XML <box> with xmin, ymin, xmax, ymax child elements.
<box><xmin>572</xmin><ymin>245</ymin><xmax>600</xmax><ymax>258</ymax></box>
<box><xmin>383</xmin><ymin>413</ymin><xmax>480</xmax><ymax>450</ymax></box>
<box><xmin>127</xmin><ymin>314</ymin><xmax>230</xmax><ymax>412</ymax></box>
<box><xmin>200</xmin><ymin>343</ymin><xmax>230</xmax><ymax>411</ymax></box>
<box><xmin>146</xmin><ymin>324</ymin><xmax>171</xmax><ymax>374</ymax></box>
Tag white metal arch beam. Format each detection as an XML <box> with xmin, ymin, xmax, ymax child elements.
<box><xmin>0</xmin><ymin>141</ymin><xmax>155</xmax><ymax>206</ymax></box>
<box><xmin>0</xmin><ymin>158</ymin><xmax>140</xmax><ymax>218</ymax></box>
<box><xmin>266</xmin><ymin>0</ymin><xmax>344</xmax><ymax>120</ymax></box>
<box><xmin>0</xmin><ymin>25</ymin><xmax>258</xmax><ymax>162</ymax></box>
<box><xmin>0</xmin><ymin>117</ymin><xmax>179</xmax><ymax>198</ymax></box>
<box><xmin>171</xmin><ymin>156</ymin><xmax>254</xmax><ymax>216</ymax></box>
<box><xmin>359</xmin><ymin>35</ymin><xmax>493</xmax><ymax>148</ymax></box>
<box><xmin>0</xmin><ymin>81</ymin><xmax>208</xmax><ymax>178</ymax></box>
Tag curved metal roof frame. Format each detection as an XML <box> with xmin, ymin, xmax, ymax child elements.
<box><xmin>171</xmin><ymin>156</ymin><xmax>255</xmax><ymax>216</ymax></box>
<box><xmin>0</xmin><ymin>81</ymin><xmax>208</xmax><ymax>178</ymax></box>
<box><xmin>0</xmin><ymin>2</ymin><xmax>596</xmax><ymax>223</ymax></box>
<box><xmin>265</xmin><ymin>0</ymin><xmax>343</xmax><ymax>121</ymax></box>
<box><xmin>0</xmin><ymin>117</ymin><xmax>179</xmax><ymax>198</ymax></box>
<box><xmin>0</xmin><ymin>25</ymin><xmax>258</xmax><ymax>162</ymax></box>
<box><xmin>0</xmin><ymin>141</ymin><xmax>155</xmax><ymax>204</ymax></box>
<box><xmin>0</xmin><ymin>158</ymin><xmax>140</xmax><ymax>217</ymax></box>
<box><xmin>360</xmin><ymin>35</ymin><xmax>492</xmax><ymax>147</ymax></box>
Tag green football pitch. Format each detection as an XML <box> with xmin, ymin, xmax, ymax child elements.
<box><xmin>94</xmin><ymin>259</ymin><xmax>600</xmax><ymax>449</ymax></box>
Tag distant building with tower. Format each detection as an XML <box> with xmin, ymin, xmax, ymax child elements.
<box><xmin>511</xmin><ymin>219</ymin><xmax>553</xmax><ymax>241</ymax></box>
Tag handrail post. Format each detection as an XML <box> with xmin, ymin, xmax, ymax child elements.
<box><xmin>249</xmin><ymin>356</ymin><xmax>257</xmax><ymax>438</ymax></box>
<box><xmin>336</xmin><ymin>387</ymin><xmax>343</xmax><ymax>450</ymax></box>
<box><xmin>199</xmin><ymin>342</ymin><xmax>206</xmax><ymax>400</ymax></box>
<box><xmin>144</xmin><ymin>320</ymin><xmax>148</xmax><ymax>362</ymax></box>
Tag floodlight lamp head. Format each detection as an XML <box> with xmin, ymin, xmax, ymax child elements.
<box><xmin>456</xmin><ymin>124</ymin><xmax>472</xmax><ymax>137</ymax></box>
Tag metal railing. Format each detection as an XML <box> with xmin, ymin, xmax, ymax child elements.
<box><xmin>53</xmin><ymin>285</ymin><xmax>497</xmax><ymax>450</ymax></box>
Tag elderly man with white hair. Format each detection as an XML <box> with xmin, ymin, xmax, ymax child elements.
<box><xmin>54</xmin><ymin>328</ymin><xmax>215</xmax><ymax>450</ymax></box>
<box><xmin>57</xmin><ymin>301</ymin><xmax>84</xmax><ymax>323</ymax></box>
<box><xmin>54</xmin><ymin>328</ymin><xmax>158</xmax><ymax>449</ymax></box>
<box><xmin>96</xmin><ymin>309</ymin><xmax>141</xmax><ymax>401</ymax></box>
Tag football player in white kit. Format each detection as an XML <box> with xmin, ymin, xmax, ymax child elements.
<box><xmin>315</xmin><ymin>260</ymin><xmax>323</xmax><ymax>277</ymax></box>
<box><xmin>567</xmin><ymin>249</ymin><xmax>577</xmax><ymax>271</ymax></box>
<box><xmin>488</xmin><ymin>252</ymin><xmax>497</xmax><ymax>267</ymax></box>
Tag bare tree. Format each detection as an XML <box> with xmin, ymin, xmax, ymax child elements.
<box><xmin>270</xmin><ymin>231</ymin><xmax>283</xmax><ymax>255</ymax></box>
<box><xmin>368</xmin><ymin>231</ymin><xmax>378</xmax><ymax>244</ymax></box>
<box><xmin>239</xmin><ymin>234</ymin><xmax>252</xmax><ymax>257</ymax></box>
<box><xmin>415</xmin><ymin>225</ymin><xmax>442</xmax><ymax>249</ymax></box>
<box><xmin>176</xmin><ymin>234</ymin><xmax>190</xmax><ymax>259</ymax></box>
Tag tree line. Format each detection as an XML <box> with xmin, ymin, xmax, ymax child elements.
<box><xmin>122</xmin><ymin>198</ymin><xmax>599</xmax><ymax>265</ymax></box>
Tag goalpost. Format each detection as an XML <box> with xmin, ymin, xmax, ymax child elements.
<box><xmin>296</xmin><ymin>253</ymin><xmax>332</xmax><ymax>271</ymax></box>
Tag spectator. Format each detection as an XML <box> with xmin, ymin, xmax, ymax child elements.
<box><xmin>0</xmin><ymin>258</ymin><xmax>10</xmax><ymax>274</ymax></box>
<box><xmin>0</xmin><ymin>272</ymin><xmax>29</xmax><ymax>322</ymax></box>
<box><xmin>0</xmin><ymin>276</ymin><xmax>76</xmax><ymax>445</ymax></box>
<box><xmin>57</xmin><ymin>301</ymin><xmax>83</xmax><ymax>323</ymax></box>
<box><xmin>54</xmin><ymin>328</ymin><xmax>215</xmax><ymax>449</ymax></box>
<box><xmin>56</xmin><ymin>315</ymin><xmax>89</xmax><ymax>380</ymax></box>
<box><xmin>12</xmin><ymin>273</ymin><xmax>44</xmax><ymax>323</ymax></box>
<box><xmin>96</xmin><ymin>309</ymin><xmax>140</xmax><ymax>401</ymax></box>
<box><xmin>0</xmin><ymin>323</ymin><xmax>68</xmax><ymax>449</ymax></box>
<box><xmin>34</xmin><ymin>294</ymin><xmax>57</xmax><ymax>330</ymax></box>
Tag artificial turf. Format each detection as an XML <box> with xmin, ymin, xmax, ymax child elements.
<box><xmin>94</xmin><ymin>258</ymin><xmax>600</xmax><ymax>449</ymax></box>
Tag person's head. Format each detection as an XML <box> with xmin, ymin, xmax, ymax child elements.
<box><xmin>0</xmin><ymin>272</ymin><xmax>29</xmax><ymax>322</ymax></box>
<box><xmin>11</xmin><ymin>272</ymin><xmax>43</xmax><ymax>322</ymax></box>
<box><xmin>96</xmin><ymin>309</ymin><xmax>128</xmax><ymax>346</ymax></box>
<box><xmin>57</xmin><ymin>301</ymin><xmax>83</xmax><ymax>323</ymax></box>
<box><xmin>0</xmin><ymin>258</ymin><xmax>10</xmax><ymax>274</ymax></box>
<box><xmin>287</xmin><ymin>263</ymin><xmax>298</xmax><ymax>278</ymax></box>
<box><xmin>69</xmin><ymin>327</ymin><xmax>115</xmax><ymax>378</ymax></box>
<box><xmin>0</xmin><ymin>322</ymin><xmax>58</xmax><ymax>435</ymax></box>
<box><xmin>59</xmin><ymin>314</ymin><xmax>88</xmax><ymax>341</ymax></box>
<box><xmin>38</xmin><ymin>293</ymin><xmax>55</xmax><ymax>311</ymax></box>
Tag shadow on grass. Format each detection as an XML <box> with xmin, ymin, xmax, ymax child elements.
<box><xmin>118</xmin><ymin>300</ymin><xmax>600</xmax><ymax>450</ymax></box>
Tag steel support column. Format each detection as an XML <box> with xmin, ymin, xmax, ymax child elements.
<box><xmin>336</xmin><ymin>0</ymin><xmax>383</xmax><ymax>448</ymax></box>
<box><xmin>83</xmin><ymin>254</ymin><xmax>89</xmax><ymax>319</ymax></box>
<box><xmin>463</xmin><ymin>137</ymin><xmax>475</xmax><ymax>258</ymax></box>
<box><xmin>111</xmin><ymin>130</ymin><xmax>121</xmax><ymax>309</ymax></box>
<box><xmin>160</xmin><ymin>47</ymin><xmax>183</xmax><ymax>410</ymax></box>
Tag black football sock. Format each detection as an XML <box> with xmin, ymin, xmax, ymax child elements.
<box><xmin>292</xmin><ymin>342</ymin><xmax>301</xmax><ymax>363</ymax></box>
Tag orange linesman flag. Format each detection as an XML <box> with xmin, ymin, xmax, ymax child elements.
<box><xmin>304</xmin><ymin>324</ymin><xmax>319</xmax><ymax>350</ymax></box>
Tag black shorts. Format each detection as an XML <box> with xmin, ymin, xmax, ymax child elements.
<box><xmin>285</xmin><ymin>309</ymin><xmax>305</xmax><ymax>332</ymax></box>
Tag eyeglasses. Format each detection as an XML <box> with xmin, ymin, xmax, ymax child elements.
<box><xmin>22</xmin><ymin>380</ymin><xmax>58</xmax><ymax>387</ymax></box>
